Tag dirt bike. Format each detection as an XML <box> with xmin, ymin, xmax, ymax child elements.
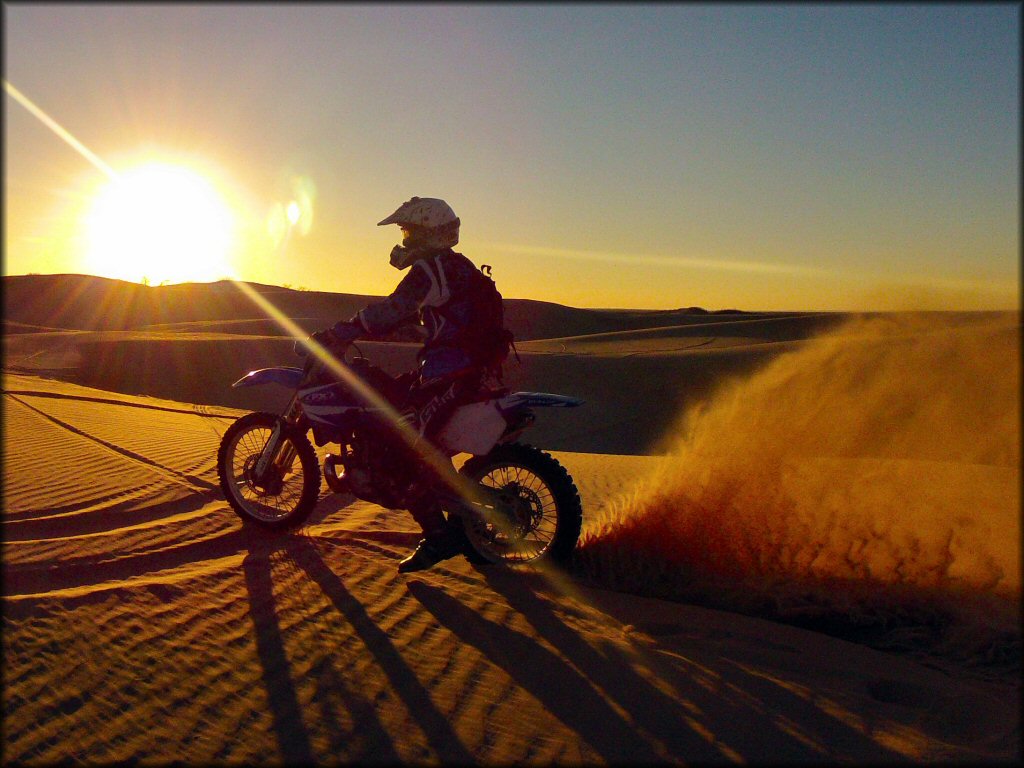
<box><xmin>216</xmin><ymin>340</ymin><xmax>584</xmax><ymax>566</ymax></box>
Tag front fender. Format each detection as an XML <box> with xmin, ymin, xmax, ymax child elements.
<box><xmin>232</xmin><ymin>367</ymin><xmax>305</xmax><ymax>389</ymax></box>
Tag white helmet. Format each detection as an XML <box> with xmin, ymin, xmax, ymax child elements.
<box><xmin>378</xmin><ymin>196</ymin><xmax>460</xmax><ymax>269</ymax></box>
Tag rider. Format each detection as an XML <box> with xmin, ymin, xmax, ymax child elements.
<box><xmin>311</xmin><ymin>196</ymin><xmax>500</xmax><ymax>573</ymax></box>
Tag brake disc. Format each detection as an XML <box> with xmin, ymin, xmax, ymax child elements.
<box><xmin>243</xmin><ymin>454</ymin><xmax>284</xmax><ymax>496</ymax></box>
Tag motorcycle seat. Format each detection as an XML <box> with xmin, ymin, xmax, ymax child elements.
<box><xmin>472</xmin><ymin>386</ymin><xmax>510</xmax><ymax>402</ymax></box>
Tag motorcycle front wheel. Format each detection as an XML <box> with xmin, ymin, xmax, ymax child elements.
<box><xmin>217</xmin><ymin>412</ymin><xmax>321</xmax><ymax>529</ymax></box>
<box><xmin>456</xmin><ymin>443</ymin><xmax>583</xmax><ymax>566</ymax></box>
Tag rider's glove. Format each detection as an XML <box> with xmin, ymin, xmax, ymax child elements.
<box><xmin>293</xmin><ymin>336</ymin><xmax>313</xmax><ymax>357</ymax></box>
<box><xmin>292</xmin><ymin>329</ymin><xmax>333</xmax><ymax>357</ymax></box>
<box><xmin>293</xmin><ymin>321</ymin><xmax>362</xmax><ymax>357</ymax></box>
<box><xmin>329</xmin><ymin>320</ymin><xmax>363</xmax><ymax>344</ymax></box>
<box><xmin>310</xmin><ymin>328</ymin><xmax>336</xmax><ymax>347</ymax></box>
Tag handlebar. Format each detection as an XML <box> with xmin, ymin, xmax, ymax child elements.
<box><xmin>298</xmin><ymin>335</ymin><xmax>356</xmax><ymax>379</ymax></box>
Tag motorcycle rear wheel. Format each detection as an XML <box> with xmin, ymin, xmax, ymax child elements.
<box><xmin>457</xmin><ymin>443</ymin><xmax>582</xmax><ymax>566</ymax></box>
<box><xmin>217</xmin><ymin>412</ymin><xmax>321</xmax><ymax>529</ymax></box>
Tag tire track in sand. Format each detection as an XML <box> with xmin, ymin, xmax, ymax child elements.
<box><xmin>1</xmin><ymin>387</ymin><xmax>240</xmax><ymax>419</ymax></box>
<box><xmin>5</xmin><ymin>393</ymin><xmax>218</xmax><ymax>492</ymax></box>
<box><xmin>2</xmin><ymin>397</ymin><xmax>169</xmax><ymax>517</ymax></box>
<box><xmin>2</xmin><ymin>487</ymin><xmax>222</xmax><ymax>545</ymax></box>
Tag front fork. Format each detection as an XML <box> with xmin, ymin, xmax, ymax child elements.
<box><xmin>253</xmin><ymin>395</ymin><xmax>305</xmax><ymax>482</ymax></box>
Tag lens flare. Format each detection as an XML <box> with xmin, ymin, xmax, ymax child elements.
<box><xmin>225</xmin><ymin>280</ymin><xmax>509</xmax><ymax>528</ymax></box>
<box><xmin>4</xmin><ymin>79</ymin><xmax>117</xmax><ymax>180</ymax></box>
<box><xmin>268</xmin><ymin>174</ymin><xmax>316</xmax><ymax>248</ymax></box>
<box><xmin>225</xmin><ymin>277</ymin><xmax>600</xmax><ymax>603</ymax></box>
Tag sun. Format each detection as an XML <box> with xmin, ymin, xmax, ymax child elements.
<box><xmin>85</xmin><ymin>162</ymin><xmax>235</xmax><ymax>285</ymax></box>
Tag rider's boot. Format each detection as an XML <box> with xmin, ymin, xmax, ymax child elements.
<box><xmin>399</xmin><ymin>498</ymin><xmax>463</xmax><ymax>573</ymax></box>
<box><xmin>398</xmin><ymin>530</ymin><xmax>463</xmax><ymax>573</ymax></box>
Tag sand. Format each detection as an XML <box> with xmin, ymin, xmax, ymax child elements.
<box><xmin>2</xmin><ymin>276</ymin><xmax>1019</xmax><ymax>763</ymax></box>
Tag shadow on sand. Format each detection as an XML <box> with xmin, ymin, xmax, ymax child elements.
<box><xmin>240</xmin><ymin>524</ymin><xmax>903</xmax><ymax>763</ymax></box>
<box><xmin>412</xmin><ymin>566</ymin><xmax>905</xmax><ymax>764</ymax></box>
<box><xmin>241</xmin><ymin>533</ymin><xmax>473</xmax><ymax>764</ymax></box>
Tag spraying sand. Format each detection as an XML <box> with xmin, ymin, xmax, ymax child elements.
<box><xmin>579</xmin><ymin>313</ymin><xmax>1020</xmax><ymax>669</ymax></box>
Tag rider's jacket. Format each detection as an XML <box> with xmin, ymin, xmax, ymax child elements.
<box><xmin>353</xmin><ymin>249</ymin><xmax>480</xmax><ymax>382</ymax></box>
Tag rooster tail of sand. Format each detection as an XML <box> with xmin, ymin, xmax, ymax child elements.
<box><xmin>578</xmin><ymin>312</ymin><xmax>1021</xmax><ymax>667</ymax></box>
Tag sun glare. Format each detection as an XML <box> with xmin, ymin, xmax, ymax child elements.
<box><xmin>85</xmin><ymin>162</ymin><xmax>235</xmax><ymax>284</ymax></box>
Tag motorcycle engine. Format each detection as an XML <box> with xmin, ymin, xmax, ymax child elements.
<box><xmin>342</xmin><ymin>427</ymin><xmax>415</xmax><ymax>509</ymax></box>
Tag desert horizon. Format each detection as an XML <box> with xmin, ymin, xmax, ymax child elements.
<box><xmin>3</xmin><ymin>272</ymin><xmax>1019</xmax><ymax>763</ymax></box>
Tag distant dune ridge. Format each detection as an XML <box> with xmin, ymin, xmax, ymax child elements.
<box><xmin>2</xmin><ymin>274</ymin><xmax>1019</xmax><ymax>762</ymax></box>
<box><xmin>2</xmin><ymin>273</ymin><xmax>850</xmax><ymax>453</ymax></box>
<box><xmin>1</xmin><ymin>273</ymin><xmax>760</xmax><ymax>339</ymax></box>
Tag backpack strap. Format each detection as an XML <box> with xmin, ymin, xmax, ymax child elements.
<box><xmin>418</xmin><ymin>254</ymin><xmax>450</xmax><ymax>307</ymax></box>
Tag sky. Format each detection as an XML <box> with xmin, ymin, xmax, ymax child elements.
<box><xmin>4</xmin><ymin>3</ymin><xmax>1020</xmax><ymax>311</ymax></box>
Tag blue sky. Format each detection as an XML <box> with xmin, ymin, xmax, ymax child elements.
<box><xmin>4</xmin><ymin>3</ymin><xmax>1019</xmax><ymax>310</ymax></box>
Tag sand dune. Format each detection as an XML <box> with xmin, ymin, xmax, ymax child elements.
<box><xmin>2</xmin><ymin>273</ymin><xmax>770</xmax><ymax>340</ymax></box>
<box><xmin>2</xmin><ymin>275</ymin><xmax>852</xmax><ymax>455</ymax></box>
<box><xmin>4</xmin><ymin>288</ymin><xmax>842</xmax><ymax>455</ymax></box>
<box><xmin>3</xmin><ymin>374</ymin><xmax>1017</xmax><ymax>762</ymax></box>
<box><xmin>4</xmin><ymin>333</ymin><xmax>797</xmax><ymax>455</ymax></box>
<box><xmin>2</xmin><ymin>276</ymin><xmax>1019</xmax><ymax>762</ymax></box>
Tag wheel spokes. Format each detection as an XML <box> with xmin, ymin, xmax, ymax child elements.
<box><xmin>470</xmin><ymin>465</ymin><xmax>558</xmax><ymax>562</ymax></box>
<box><xmin>228</xmin><ymin>427</ymin><xmax>306</xmax><ymax>522</ymax></box>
